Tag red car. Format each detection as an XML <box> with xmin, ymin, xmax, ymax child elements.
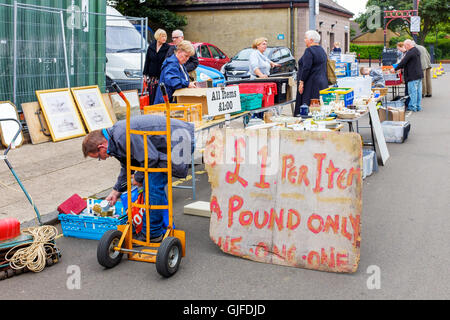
<box><xmin>193</xmin><ymin>42</ymin><xmax>230</xmax><ymax>71</ymax></box>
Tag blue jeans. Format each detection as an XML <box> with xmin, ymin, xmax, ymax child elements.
<box><xmin>141</xmin><ymin>172</ymin><xmax>169</xmax><ymax>238</ymax></box>
<box><xmin>407</xmin><ymin>79</ymin><xmax>422</xmax><ymax>111</ymax></box>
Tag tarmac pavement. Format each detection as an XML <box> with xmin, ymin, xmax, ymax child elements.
<box><xmin>0</xmin><ymin>64</ymin><xmax>449</xmax><ymax>300</ymax></box>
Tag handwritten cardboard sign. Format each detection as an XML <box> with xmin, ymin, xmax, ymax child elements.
<box><xmin>205</xmin><ymin>129</ymin><xmax>363</xmax><ymax>273</ymax></box>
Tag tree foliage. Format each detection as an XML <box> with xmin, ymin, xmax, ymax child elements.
<box><xmin>113</xmin><ymin>0</ymin><xmax>187</xmax><ymax>34</ymax></box>
<box><xmin>355</xmin><ymin>0</ymin><xmax>450</xmax><ymax>45</ymax></box>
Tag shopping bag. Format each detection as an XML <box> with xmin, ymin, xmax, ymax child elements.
<box><xmin>139</xmin><ymin>80</ymin><xmax>150</xmax><ymax>110</ymax></box>
<box><xmin>327</xmin><ymin>59</ymin><xmax>337</xmax><ymax>85</ymax></box>
<box><xmin>131</xmin><ymin>192</ymin><xmax>144</xmax><ymax>234</ymax></box>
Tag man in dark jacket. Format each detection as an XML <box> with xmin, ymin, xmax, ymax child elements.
<box><xmin>394</xmin><ymin>39</ymin><xmax>423</xmax><ymax>112</ymax></box>
<box><xmin>166</xmin><ymin>29</ymin><xmax>199</xmax><ymax>81</ymax></box>
<box><xmin>82</xmin><ymin>115</ymin><xmax>194</xmax><ymax>242</ymax></box>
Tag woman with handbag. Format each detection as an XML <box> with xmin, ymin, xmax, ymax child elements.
<box><xmin>294</xmin><ymin>30</ymin><xmax>329</xmax><ymax>117</ymax></box>
<box><xmin>143</xmin><ymin>29</ymin><xmax>170</xmax><ymax>105</ymax></box>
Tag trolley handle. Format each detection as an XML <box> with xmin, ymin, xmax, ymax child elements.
<box><xmin>0</xmin><ymin>118</ymin><xmax>22</xmax><ymax>156</ymax></box>
<box><xmin>111</xmin><ymin>82</ymin><xmax>122</xmax><ymax>94</ymax></box>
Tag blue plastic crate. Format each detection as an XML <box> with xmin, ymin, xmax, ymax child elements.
<box><xmin>59</xmin><ymin>200</ymin><xmax>127</xmax><ymax>240</ymax></box>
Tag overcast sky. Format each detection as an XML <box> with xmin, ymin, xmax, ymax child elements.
<box><xmin>335</xmin><ymin>0</ymin><xmax>369</xmax><ymax>18</ymax></box>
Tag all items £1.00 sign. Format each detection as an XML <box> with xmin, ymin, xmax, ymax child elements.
<box><xmin>206</xmin><ymin>86</ymin><xmax>241</xmax><ymax>117</ymax></box>
<box><xmin>205</xmin><ymin>129</ymin><xmax>363</xmax><ymax>273</ymax></box>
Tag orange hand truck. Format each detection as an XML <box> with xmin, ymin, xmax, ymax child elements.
<box><xmin>96</xmin><ymin>82</ymin><xmax>186</xmax><ymax>277</ymax></box>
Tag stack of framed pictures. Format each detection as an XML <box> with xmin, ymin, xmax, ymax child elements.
<box><xmin>35</xmin><ymin>86</ymin><xmax>114</xmax><ymax>142</ymax></box>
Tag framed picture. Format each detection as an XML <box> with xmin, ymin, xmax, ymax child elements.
<box><xmin>71</xmin><ymin>85</ymin><xmax>114</xmax><ymax>132</ymax></box>
<box><xmin>35</xmin><ymin>88</ymin><xmax>86</xmax><ymax>142</ymax></box>
<box><xmin>0</xmin><ymin>101</ymin><xmax>24</xmax><ymax>148</ymax></box>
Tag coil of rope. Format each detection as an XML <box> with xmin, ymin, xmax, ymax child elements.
<box><xmin>5</xmin><ymin>225</ymin><xmax>61</xmax><ymax>273</ymax></box>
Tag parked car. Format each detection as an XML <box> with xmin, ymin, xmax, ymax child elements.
<box><xmin>221</xmin><ymin>46</ymin><xmax>297</xmax><ymax>81</ymax></box>
<box><xmin>196</xmin><ymin>64</ymin><xmax>225</xmax><ymax>87</ymax></box>
<box><xmin>193</xmin><ymin>42</ymin><xmax>230</xmax><ymax>71</ymax></box>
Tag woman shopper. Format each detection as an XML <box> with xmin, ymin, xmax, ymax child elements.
<box><xmin>153</xmin><ymin>40</ymin><xmax>197</xmax><ymax>104</ymax></box>
<box><xmin>294</xmin><ymin>30</ymin><xmax>328</xmax><ymax>116</ymax></box>
<box><xmin>248</xmin><ymin>37</ymin><xmax>281</xmax><ymax>79</ymax></box>
<box><xmin>143</xmin><ymin>28</ymin><xmax>170</xmax><ymax>104</ymax></box>
<box><xmin>248</xmin><ymin>37</ymin><xmax>281</xmax><ymax>118</ymax></box>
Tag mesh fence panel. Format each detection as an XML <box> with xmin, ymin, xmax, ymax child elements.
<box><xmin>0</xmin><ymin>2</ymin><xmax>146</xmax><ymax>112</ymax></box>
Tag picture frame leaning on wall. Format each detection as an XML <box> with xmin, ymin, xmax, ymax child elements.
<box><xmin>35</xmin><ymin>88</ymin><xmax>86</xmax><ymax>142</ymax></box>
<box><xmin>71</xmin><ymin>85</ymin><xmax>114</xmax><ymax>132</ymax></box>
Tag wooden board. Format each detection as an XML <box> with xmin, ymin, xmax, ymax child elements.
<box><xmin>21</xmin><ymin>102</ymin><xmax>52</xmax><ymax>145</ymax></box>
<box><xmin>183</xmin><ymin>201</ymin><xmax>211</xmax><ymax>217</ymax></box>
<box><xmin>368</xmin><ymin>101</ymin><xmax>389</xmax><ymax>165</ymax></box>
<box><xmin>205</xmin><ymin>129</ymin><xmax>363</xmax><ymax>273</ymax></box>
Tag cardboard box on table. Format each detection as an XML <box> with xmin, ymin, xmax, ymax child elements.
<box><xmin>173</xmin><ymin>88</ymin><xmax>209</xmax><ymax>116</ymax></box>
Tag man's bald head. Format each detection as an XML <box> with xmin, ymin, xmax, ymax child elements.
<box><xmin>404</xmin><ymin>39</ymin><xmax>415</xmax><ymax>50</ymax></box>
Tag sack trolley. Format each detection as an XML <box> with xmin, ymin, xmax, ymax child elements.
<box><xmin>96</xmin><ymin>83</ymin><xmax>186</xmax><ymax>277</ymax></box>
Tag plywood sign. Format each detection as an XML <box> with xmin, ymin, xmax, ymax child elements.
<box><xmin>205</xmin><ymin>129</ymin><xmax>363</xmax><ymax>273</ymax></box>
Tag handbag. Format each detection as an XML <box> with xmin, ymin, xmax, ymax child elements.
<box><xmin>139</xmin><ymin>80</ymin><xmax>150</xmax><ymax>110</ymax></box>
<box><xmin>327</xmin><ymin>59</ymin><xmax>337</xmax><ymax>85</ymax></box>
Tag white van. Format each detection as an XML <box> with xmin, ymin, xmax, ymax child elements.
<box><xmin>106</xmin><ymin>5</ymin><xmax>147</xmax><ymax>92</ymax></box>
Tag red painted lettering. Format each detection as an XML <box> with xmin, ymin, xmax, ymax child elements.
<box><xmin>228</xmin><ymin>195</ymin><xmax>244</xmax><ymax>228</ymax></box>
<box><xmin>347</xmin><ymin>167</ymin><xmax>362</xmax><ymax>187</ymax></box>
<box><xmin>307</xmin><ymin>250</ymin><xmax>320</xmax><ymax>266</ymax></box>
<box><xmin>297</xmin><ymin>165</ymin><xmax>310</xmax><ymax>186</ymax></box>
<box><xmin>254</xmin><ymin>210</ymin><xmax>269</xmax><ymax>229</ymax></box>
<box><xmin>255</xmin><ymin>242</ymin><xmax>269</xmax><ymax>258</ymax></box>
<box><xmin>349</xmin><ymin>214</ymin><xmax>361</xmax><ymax>246</ymax></box>
<box><xmin>210</xmin><ymin>196</ymin><xmax>222</xmax><ymax>220</ymax></box>
<box><xmin>287</xmin><ymin>209</ymin><xmax>301</xmax><ymax>230</ymax></box>
<box><xmin>225</xmin><ymin>138</ymin><xmax>248</xmax><ymax>187</ymax></box>
<box><xmin>337</xmin><ymin>169</ymin><xmax>347</xmax><ymax>190</ymax></box>
<box><xmin>326</xmin><ymin>160</ymin><xmax>339</xmax><ymax>189</ymax></box>
<box><xmin>269</xmin><ymin>208</ymin><xmax>284</xmax><ymax>231</ymax></box>
<box><xmin>282</xmin><ymin>155</ymin><xmax>294</xmax><ymax>182</ymax></box>
<box><xmin>336</xmin><ymin>252</ymin><xmax>349</xmax><ymax>268</ymax></box>
<box><xmin>307</xmin><ymin>214</ymin><xmax>324</xmax><ymax>234</ymax></box>
<box><xmin>230</xmin><ymin>237</ymin><xmax>242</xmax><ymax>255</ymax></box>
<box><xmin>313</xmin><ymin>153</ymin><xmax>327</xmax><ymax>193</ymax></box>
<box><xmin>254</xmin><ymin>146</ymin><xmax>270</xmax><ymax>189</ymax></box>
<box><xmin>321</xmin><ymin>247</ymin><xmax>336</xmax><ymax>268</ymax></box>
<box><xmin>323</xmin><ymin>215</ymin><xmax>340</xmax><ymax>234</ymax></box>
<box><xmin>341</xmin><ymin>217</ymin><xmax>352</xmax><ymax>241</ymax></box>
<box><xmin>239</xmin><ymin>211</ymin><xmax>253</xmax><ymax>226</ymax></box>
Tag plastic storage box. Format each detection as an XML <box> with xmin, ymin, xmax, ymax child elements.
<box><xmin>381</xmin><ymin>121</ymin><xmax>411</xmax><ymax>143</ymax></box>
<box><xmin>320</xmin><ymin>87</ymin><xmax>354</xmax><ymax>107</ymax></box>
<box><xmin>235</xmin><ymin>82</ymin><xmax>277</xmax><ymax>108</ymax></box>
<box><xmin>59</xmin><ymin>200</ymin><xmax>127</xmax><ymax>240</ymax></box>
<box><xmin>362</xmin><ymin>149</ymin><xmax>378</xmax><ymax>179</ymax></box>
<box><xmin>240</xmin><ymin>93</ymin><xmax>263</xmax><ymax>111</ymax></box>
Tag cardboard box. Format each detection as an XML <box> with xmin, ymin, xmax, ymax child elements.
<box><xmin>173</xmin><ymin>88</ymin><xmax>209</xmax><ymax>115</ymax></box>
<box><xmin>378</xmin><ymin>107</ymin><xmax>405</xmax><ymax>122</ymax></box>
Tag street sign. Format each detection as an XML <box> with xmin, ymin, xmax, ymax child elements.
<box><xmin>206</xmin><ymin>129</ymin><xmax>363</xmax><ymax>273</ymax></box>
<box><xmin>410</xmin><ymin>16</ymin><xmax>421</xmax><ymax>33</ymax></box>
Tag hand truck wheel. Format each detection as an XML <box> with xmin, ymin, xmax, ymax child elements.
<box><xmin>97</xmin><ymin>229</ymin><xmax>124</xmax><ymax>268</ymax></box>
<box><xmin>156</xmin><ymin>237</ymin><xmax>182</xmax><ymax>278</ymax></box>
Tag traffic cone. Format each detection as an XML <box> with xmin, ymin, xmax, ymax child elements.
<box><xmin>433</xmin><ymin>68</ymin><xmax>437</xmax><ymax>79</ymax></box>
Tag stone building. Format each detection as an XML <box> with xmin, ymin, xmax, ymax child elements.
<box><xmin>166</xmin><ymin>0</ymin><xmax>354</xmax><ymax>60</ymax></box>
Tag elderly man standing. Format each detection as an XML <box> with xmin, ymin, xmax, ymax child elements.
<box><xmin>416</xmin><ymin>43</ymin><xmax>432</xmax><ymax>97</ymax></box>
<box><xmin>394</xmin><ymin>39</ymin><xmax>423</xmax><ymax>112</ymax></box>
<box><xmin>166</xmin><ymin>29</ymin><xmax>199</xmax><ymax>81</ymax></box>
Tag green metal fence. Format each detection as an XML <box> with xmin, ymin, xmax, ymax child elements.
<box><xmin>0</xmin><ymin>1</ymin><xmax>146</xmax><ymax>113</ymax></box>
